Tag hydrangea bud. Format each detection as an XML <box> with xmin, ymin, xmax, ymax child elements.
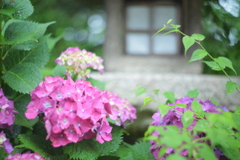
<box><xmin>55</xmin><ymin>47</ymin><xmax>104</xmax><ymax>79</ymax></box>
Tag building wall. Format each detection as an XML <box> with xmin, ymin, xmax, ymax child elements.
<box><xmin>103</xmin><ymin>0</ymin><xmax>203</xmax><ymax>73</ymax></box>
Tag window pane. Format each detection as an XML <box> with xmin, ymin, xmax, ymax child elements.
<box><xmin>153</xmin><ymin>6</ymin><xmax>177</xmax><ymax>30</ymax></box>
<box><xmin>126</xmin><ymin>33</ymin><xmax>150</xmax><ymax>55</ymax></box>
<box><xmin>126</xmin><ymin>6</ymin><xmax>150</xmax><ymax>30</ymax></box>
<box><xmin>153</xmin><ymin>34</ymin><xmax>178</xmax><ymax>55</ymax></box>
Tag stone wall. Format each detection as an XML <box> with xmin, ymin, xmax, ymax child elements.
<box><xmin>92</xmin><ymin>72</ymin><xmax>240</xmax><ymax>136</ymax></box>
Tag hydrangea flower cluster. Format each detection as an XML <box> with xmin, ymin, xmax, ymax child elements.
<box><xmin>106</xmin><ymin>92</ymin><xmax>136</xmax><ymax>127</ymax></box>
<box><xmin>54</xmin><ymin>47</ymin><xmax>104</xmax><ymax>79</ymax></box>
<box><xmin>0</xmin><ymin>88</ymin><xmax>16</xmax><ymax>129</ymax></box>
<box><xmin>25</xmin><ymin>76</ymin><xmax>136</xmax><ymax>147</ymax></box>
<box><xmin>0</xmin><ymin>131</ymin><xmax>13</xmax><ymax>154</ymax></box>
<box><xmin>150</xmin><ymin>96</ymin><xmax>228</xmax><ymax>160</ymax></box>
<box><xmin>5</xmin><ymin>151</ymin><xmax>49</xmax><ymax>160</ymax></box>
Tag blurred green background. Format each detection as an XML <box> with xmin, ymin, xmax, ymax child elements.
<box><xmin>28</xmin><ymin>0</ymin><xmax>240</xmax><ymax>76</ymax></box>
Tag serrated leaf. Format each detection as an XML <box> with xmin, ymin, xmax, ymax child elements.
<box><xmin>2</xmin><ymin>0</ymin><xmax>34</xmax><ymax>19</ymax></box>
<box><xmin>163</xmin><ymin>91</ymin><xmax>176</xmax><ymax>103</ymax></box>
<box><xmin>14</xmin><ymin>94</ymin><xmax>38</xmax><ymax>129</ymax></box>
<box><xmin>63</xmin><ymin>126</ymin><xmax>123</xmax><ymax>160</ymax></box>
<box><xmin>187</xmin><ymin>89</ymin><xmax>199</xmax><ymax>98</ymax></box>
<box><xmin>226</xmin><ymin>81</ymin><xmax>237</xmax><ymax>95</ymax></box>
<box><xmin>215</xmin><ymin>57</ymin><xmax>237</xmax><ymax>75</ymax></box>
<box><xmin>2</xmin><ymin>63</ymin><xmax>42</xmax><ymax>93</ymax></box>
<box><xmin>182</xmin><ymin>110</ymin><xmax>194</xmax><ymax>128</ymax></box>
<box><xmin>182</xmin><ymin>36</ymin><xmax>195</xmax><ymax>56</ymax></box>
<box><xmin>188</xmin><ymin>49</ymin><xmax>208</xmax><ymax>63</ymax></box>
<box><xmin>17</xmin><ymin>134</ymin><xmax>64</xmax><ymax>159</ymax></box>
<box><xmin>129</xmin><ymin>141</ymin><xmax>155</xmax><ymax>160</ymax></box>
<box><xmin>204</xmin><ymin>61</ymin><xmax>223</xmax><ymax>71</ymax></box>
<box><xmin>2</xmin><ymin>19</ymin><xmax>54</xmax><ymax>45</ymax></box>
<box><xmin>191</xmin><ymin>33</ymin><xmax>205</xmax><ymax>41</ymax></box>
<box><xmin>4</xmin><ymin>36</ymin><xmax>50</xmax><ymax>70</ymax></box>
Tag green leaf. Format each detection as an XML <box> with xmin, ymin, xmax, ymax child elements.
<box><xmin>2</xmin><ymin>19</ymin><xmax>54</xmax><ymax>45</ymax></box>
<box><xmin>182</xmin><ymin>36</ymin><xmax>195</xmax><ymax>56</ymax></box>
<box><xmin>163</xmin><ymin>91</ymin><xmax>176</xmax><ymax>103</ymax></box>
<box><xmin>88</xmin><ymin>78</ymin><xmax>106</xmax><ymax>90</ymax></box>
<box><xmin>4</xmin><ymin>36</ymin><xmax>50</xmax><ymax>70</ymax></box>
<box><xmin>0</xmin><ymin>148</ymin><xmax>8</xmax><ymax>159</ymax></box>
<box><xmin>52</xmin><ymin>65</ymin><xmax>66</xmax><ymax>77</ymax></box>
<box><xmin>191</xmin><ymin>99</ymin><xmax>203</xmax><ymax>114</ymax></box>
<box><xmin>158</xmin><ymin>104</ymin><xmax>169</xmax><ymax>118</ymax></box>
<box><xmin>14</xmin><ymin>94</ymin><xmax>38</xmax><ymax>129</ymax></box>
<box><xmin>197</xmin><ymin>143</ymin><xmax>217</xmax><ymax>160</ymax></box>
<box><xmin>191</xmin><ymin>33</ymin><xmax>205</xmax><ymax>41</ymax></box>
<box><xmin>166</xmin><ymin>154</ymin><xmax>187</xmax><ymax>160</ymax></box>
<box><xmin>2</xmin><ymin>0</ymin><xmax>34</xmax><ymax>19</ymax></box>
<box><xmin>0</xmin><ymin>5</ymin><xmax>15</xmax><ymax>18</ymax></box>
<box><xmin>17</xmin><ymin>134</ymin><xmax>64</xmax><ymax>159</ymax></box>
<box><xmin>181</xmin><ymin>110</ymin><xmax>194</xmax><ymax>128</ymax></box>
<box><xmin>47</xmin><ymin>34</ymin><xmax>62</xmax><ymax>51</ymax></box>
<box><xmin>170</xmin><ymin>24</ymin><xmax>181</xmax><ymax>29</ymax></box>
<box><xmin>215</xmin><ymin>57</ymin><xmax>237</xmax><ymax>75</ymax></box>
<box><xmin>129</xmin><ymin>141</ymin><xmax>155</xmax><ymax>160</ymax></box>
<box><xmin>210</xmin><ymin>97</ymin><xmax>219</xmax><ymax>106</ymax></box>
<box><xmin>167</xmin><ymin>19</ymin><xmax>172</xmax><ymax>24</ymax></box>
<box><xmin>204</xmin><ymin>61</ymin><xmax>223</xmax><ymax>71</ymax></box>
<box><xmin>187</xmin><ymin>89</ymin><xmax>199</xmax><ymax>98</ymax></box>
<box><xmin>134</xmin><ymin>87</ymin><xmax>147</xmax><ymax>97</ymax></box>
<box><xmin>226</xmin><ymin>81</ymin><xmax>237</xmax><ymax>95</ymax></box>
<box><xmin>143</xmin><ymin>96</ymin><xmax>155</xmax><ymax>107</ymax></box>
<box><xmin>188</xmin><ymin>49</ymin><xmax>208</xmax><ymax>63</ymax></box>
<box><xmin>2</xmin><ymin>63</ymin><xmax>42</xmax><ymax>93</ymax></box>
<box><xmin>63</xmin><ymin>126</ymin><xmax>123</xmax><ymax>160</ymax></box>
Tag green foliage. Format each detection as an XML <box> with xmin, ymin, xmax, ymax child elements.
<box><xmin>14</xmin><ymin>95</ymin><xmax>38</xmax><ymax>129</ymax></box>
<box><xmin>63</xmin><ymin>126</ymin><xmax>123</xmax><ymax>160</ymax></box>
<box><xmin>187</xmin><ymin>89</ymin><xmax>199</xmax><ymax>98</ymax></box>
<box><xmin>115</xmin><ymin>142</ymin><xmax>155</xmax><ymax>160</ymax></box>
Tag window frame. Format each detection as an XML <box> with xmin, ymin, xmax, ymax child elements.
<box><xmin>124</xmin><ymin>1</ymin><xmax>182</xmax><ymax>56</ymax></box>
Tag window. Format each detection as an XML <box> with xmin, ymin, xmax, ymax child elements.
<box><xmin>125</xmin><ymin>2</ymin><xmax>180</xmax><ymax>55</ymax></box>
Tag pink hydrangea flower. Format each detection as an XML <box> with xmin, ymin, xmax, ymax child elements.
<box><xmin>104</xmin><ymin>92</ymin><xmax>136</xmax><ymax>127</ymax></box>
<box><xmin>54</xmin><ymin>47</ymin><xmax>104</xmax><ymax>79</ymax></box>
<box><xmin>150</xmin><ymin>96</ymin><xmax>227</xmax><ymax>160</ymax></box>
<box><xmin>5</xmin><ymin>151</ymin><xmax>49</xmax><ymax>160</ymax></box>
<box><xmin>25</xmin><ymin>76</ymin><xmax>136</xmax><ymax>147</ymax></box>
<box><xmin>0</xmin><ymin>131</ymin><xmax>13</xmax><ymax>154</ymax></box>
<box><xmin>0</xmin><ymin>88</ymin><xmax>17</xmax><ymax>128</ymax></box>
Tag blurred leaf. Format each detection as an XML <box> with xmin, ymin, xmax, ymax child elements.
<box><xmin>204</xmin><ymin>61</ymin><xmax>223</xmax><ymax>71</ymax></box>
<box><xmin>163</xmin><ymin>91</ymin><xmax>176</xmax><ymax>103</ymax></box>
<box><xmin>191</xmin><ymin>33</ymin><xmax>205</xmax><ymax>41</ymax></box>
<box><xmin>2</xmin><ymin>0</ymin><xmax>34</xmax><ymax>19</ymax></box>
<box><xmin>158</xmin><ymin>104</ymin><xmax>169</xmax><ymax>118</ymax></box>
<box><xmin>197</xmin><ymin>143</ymin><xmax>217</xmax><ymax>160</ymax></box>
<box><xmin>14</xmin><ymin>94</ymin><xmax>38</xmax><ymax>129</ymax></box>
<box><xmin>52</xmin><ymin>65</ymin><xmax>66</xmax><ymax>77</ymax></box>
<box><xmin>88</xmin><ymin>78</ymin><xmax>106</xmax><ymax>90</ymax></box>
<box><xmin>143</xmin><ymin>96</ymin><xmax>155</xmax><ymax>107</ymax></box>
<box><xmin>188</xmin><ymin>49</ymin><xmax>208</xmax><ymax>63</ymax></box>
<box><xmin>226</xmin><ymin>81</ymin><xmax>237</xmax><ymax>95</ymax></box>
<box><xmin>187</xmin><ymin>89</ymin><xmax>199</xmax><ymax>98</ymax></box>
<box><xmin>2</xmin><ymin>19</ymin><xmax>54</xmax><ymax>45</ymax></box>
<box><xmin>2</xmin><ymin>63</ymin><xmax>42</xmax><ymax>93</ymax></box>
<box><xmin>166</xmin><ymin>154</ymin><xmax>187</xmax><ymax>160</ymax></box>
<box><xmin>182</xmin><ymin>110</ymin><xmax>194</xmax><ymax>128</ymax></box>
<box><xmin>182</xmin><ymin>36</ymin><xmax>195</xmax><ymax>56</ymax></box>
<box><xmin>134</xmin><ymin>87</ymin><xmax>147</xmax><ymax>97</ymax></box>
<box><xmin>215</xmin><ymin>57</ymin><xmax>237</xmax><ymax>75</ymax></box>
